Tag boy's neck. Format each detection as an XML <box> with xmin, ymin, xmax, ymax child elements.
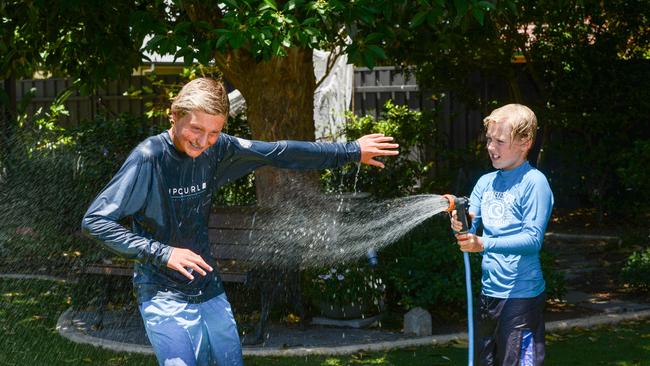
<box><xmin>500</xmin><ymin>159</ymin><xmax>528</xmax><ymax>172</ymax></box>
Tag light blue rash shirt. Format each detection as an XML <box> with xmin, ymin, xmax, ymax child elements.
<box><xmin>468</xmin><ymin>161</ymin><xmax>554</xmax><ymax>299</ymax></box>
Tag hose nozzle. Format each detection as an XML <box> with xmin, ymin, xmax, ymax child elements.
<box><xmin>443</xmin><ymin>194</ymin><xmax>470</xmax><ymax>234</ymax></box>
<box><xmin>443</xmin><ymin>194</ymin><xmax>457</xmax><ymax>213</ymax></box>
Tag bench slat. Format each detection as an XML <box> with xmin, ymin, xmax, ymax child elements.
<box><xmin>210</xmin><ymin>207</ymin><xmax>277</xmax><ymax>229</ymax></box>
<box><xmin>209</xmin><ymin>228</ymin><xmax>264</xmax><ymax>245</ymax></box>
<box><xmin>212</xmin><ymin>244</ymin><xmax>255</xmax><ymax>259</ymax></box>
<box><xmin>83</xmin><ymin>261</ymin><xmax>251</xmax><ymax>284</ymax></box>
<box><xmin>84</xmin><ymin>264</ymin><xmax>133</xmax><ymax>277</ymax></box>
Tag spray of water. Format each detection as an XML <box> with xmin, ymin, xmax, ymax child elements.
<box><xmin>245</xmin><ymin>193</ymin><xmax>450</xmax><ymax>268</ymax></box>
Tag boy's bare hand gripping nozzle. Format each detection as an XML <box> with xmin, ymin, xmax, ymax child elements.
<box><xmin>443</xmin><ymin>194</ymin><xmax>470</xmax><ymax>234</ymax></box>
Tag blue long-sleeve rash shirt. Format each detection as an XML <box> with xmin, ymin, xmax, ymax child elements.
<box><xmin>82</xmin><ymin>131</ymin><xmax>361</xmax><ymax>304</ymax></box>
<box><xmin>468</xmin><ymin>161</ymin><xmax>554</xmax><ymax>299</ymax></box>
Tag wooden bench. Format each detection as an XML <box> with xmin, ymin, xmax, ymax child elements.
<box><xmin>209</xmin><ymin>206</ymin><xmax>306</xmax><ymax>345</ymax></box>
<box><xmin>82</xmin><ymin>205</ymin><xmax>295</xmax><ymax>345</ymax></box>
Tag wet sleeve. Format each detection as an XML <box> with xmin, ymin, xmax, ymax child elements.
<box><xmin>482</xmin><ymin>174</ymin><xmax>554</xmax><ymax>255</ymax></box>
<box><xmin>81</xmin><ymin>152</ymin><xmax>172</xmax><ymax>266</ymax></box>
<box><xmin>215</xmin><ymin>135</ymin><xmax>361</xmax><ymax>185</ymax></box>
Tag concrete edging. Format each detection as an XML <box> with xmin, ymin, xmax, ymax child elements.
<box><xmin>56</xmin><ymin>308</ymin><xmax>155</xmax><ymax>355</ymax></box>
<box><xmin>55</xmin><ymin>307</ymin><xmax>650</xmax><ymax>357</ymax></box>
<box><xmin>0</xmin><ymin>273</ymin><xmax>70</xmax><ymax>283</ymax></box>
<box><xmin>545</xmin><ymin>232</ymin><xmax>622</xmax><ymax>244</ymax></box>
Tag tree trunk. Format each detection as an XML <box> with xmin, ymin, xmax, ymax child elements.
<box><xmin>215</xmin><ymin>48</ymin><xmax>320</xmax><ymax>207</ymax></box>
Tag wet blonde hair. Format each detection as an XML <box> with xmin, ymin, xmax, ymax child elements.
<box><xmin>483</xmin><ymin>103</ymin><xmax>537</xmax><ymax>144</ymax></box>
<box><xmin>171</xmin><ymin>78</ymin><xmax>230</xmax><ymax>120</ymax></box>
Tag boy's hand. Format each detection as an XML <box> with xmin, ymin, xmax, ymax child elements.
<box><xmin>450</xmin><ymin>210</ymin><xmax>480</xmax><ymax>252</ymax></box>
<box><xmin>167</xmin><ymin>247</ymin><xmax>213</xmax><ymax>280</ymax></box>
<box><xmin>455</xmin><ymin>233</ymin><xmax>484</xmax><ymax>252</ymax></box>
<box><xmin>449</xmin><ymin>210</ymin><xmax>464</xmax><ymax>233</ymax></box>
<box><xmin>357</xmin><ymin>134</ymin><xmax>399</xmax><ymax>168</ymax></box>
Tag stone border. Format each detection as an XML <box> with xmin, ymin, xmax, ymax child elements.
<box><xmin>0</xmin><ymin>273</ymin><xmax>70</xmax><ymax>283</ymax></box>
<box><xmin>545</xmin><ymin>232</ymin><xmax>622</xmax><ymax>244</ymax></box>
<box><xmin>57</xmin><ymin>308</ymin><xmax>155</xmax><ymax>355</ymax></box>
<box><xmin>545</xmin><ymin>310</ymin><xmax>650</xmax><ymax>331</ymax></box>
<box><xmin>56</xmin><ymin>306</ymin><xmax>650</xmax><ymax>357</ymax></box>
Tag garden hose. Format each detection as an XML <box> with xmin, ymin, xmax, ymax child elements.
<box><xmin>443</xmin><ymin>194</ymin><xmax>474</xmax><ymax>366</ymax></box>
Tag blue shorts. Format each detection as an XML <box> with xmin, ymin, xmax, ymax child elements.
<box><xmin>139</xmin><ymin>292</ymin><xmax>243</xmax><ymax>366</ymax></box>
<box><xmin>475</xmin><ymin>292</ymin><xmax>546</xmax><ymax>366</ymax></box>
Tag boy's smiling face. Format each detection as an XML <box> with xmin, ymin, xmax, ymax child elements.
<box><xmin>170</xmin><ymin>110</ymin><xmax>226</xmax><ymax>158</ymax></box>
<box><xmin>485</xmin><ymin>120</ymin><xmax>531</xmax><ymax>171</ymax></box>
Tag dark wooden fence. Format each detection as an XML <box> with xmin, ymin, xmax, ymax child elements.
<box><xmin>2</xmin><ymin>67</ymin><xmax>510</xmax><ymax>148</ymax></box>
<box><xmin>6</xmin><ymin>74</ymin><xmax>181</xmax><ymax>127</ymax></box>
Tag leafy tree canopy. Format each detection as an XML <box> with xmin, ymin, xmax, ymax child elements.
<box><xmin>395</xmin><ymin>0</ymin><xmax>650</xmax><ymax>103</ymax></box>
<box><xmin>134</xmin><ymin>0</ymin><xmax>499</xmax><ymax>69</ymax></box>
<box><xmin>1</xmin><ymin>1</ymin><xmax>147</xmax><ymax>91</ymax></box>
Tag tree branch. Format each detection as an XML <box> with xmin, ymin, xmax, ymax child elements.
<box><xmin>314</xmin><ymin>47</ymin><xmax>344</xmax><ymax>90</ymax></box>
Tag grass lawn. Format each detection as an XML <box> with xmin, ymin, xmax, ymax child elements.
<box><xmin>1</xmin><ymin>278</ymin><xmax>649</xmax><ymax>366</ymax></box>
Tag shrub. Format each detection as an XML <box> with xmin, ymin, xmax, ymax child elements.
<box><xmin>302</xmin><ymin>262</ymin><xmax>385</xmax><ymax>316</ymax></box>
<box><xmin>621</xmin><ymin>248</ymin><xmax>650</xmax><ymax>293</ymax></box>
<box><xmin>541</xmin><ymin>249</ymin><xmax>566</xmax><ymax>301</ymax></box>
<box><xmin>0</xmin><ymin>112</ymin><xmax>162</xmax><ymax>274</ymax></box>
<box><xmin>322</xmin><ymin>101</ymin><xmax>434</xmax><ymax>198</ymax></box>
<box><xmin>378</xmin><ymin>217</ymin><xmax>565</xmax><ymax>311</ymax></box>
<box><xmin>617</xmin><ymin>139</ymin><xmax>650</xmax><ymax>212</ymax></box>
<box><xmin>379</xmin><ymin>216</ymin><xmax>482</xmax><ymax>311</ymax></box>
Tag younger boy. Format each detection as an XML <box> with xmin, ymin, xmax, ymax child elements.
<box><xmin>450</xmin><ymin>104</ymin><xmax>554</xmax><ymax>365</ymax></box>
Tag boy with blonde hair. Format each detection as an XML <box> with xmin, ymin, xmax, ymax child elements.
<box><xmin>83</xmin><ymin>78</ymin><xmax>399</xmax><ymax>366</ymax></box>
<box><xmin>451</xmin><ymin>104</ymin><xmax>553</xmax><ymax>365</ymax></box>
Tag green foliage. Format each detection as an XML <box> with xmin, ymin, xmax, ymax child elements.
<box><xmin>138</xmin><ymin>0</ymin><xmax>496</xmax><ymax>68</ymax></box>
<box><xmin>400</xmin><ymin>1</ymin><xmax>650</xmax><ymax>218</ymax></box>
<box><xmin>73</xmin><ymin>114</ymin><xmax>167</xmax><ymax>188</ymax></box>
<box><xmin>325</xmin><ymin>121</ymin><xmax>482</xmax><ymax>311</ymax></box>
<box><xmin>541</xmin><ymin>60</ymin><xmax>650</xmax><ymax>213</ymax></box>
<box><xmin>0</xmin><ymin>1</ymin><xmax>145</xmax><ymax>89</ymax></box>
<box><xmin>302</xmin><ymin>263</ymin><xmax>384</xmax><ymax>310</ymax></box>
<box><xmin>617</xmin><ymin>139</ymin><xmax>650</xmax><ymax>211</ymax></box>
<box><xmin>621</xmin><ymin>248</ymin><xmax>650</xmax><ymax>293</ymax></box>
<box><xmin>379</xmin><ymin>217</ymin><xmax>481</xmax><ymax>311</ymax></box>
<box><xmin>0</xmin><ymin>97</ymin><xmax>92</xmax><ymax>272</ymax></box>
<box><xmin>540</xmin><ymin>249</ymin><xmax>566</xmax><ymax>301</ymax></box>
<box><xmin>323</xmin><ymin>100</ymin><xmax>487</xmax><ymax>198</ymax></box>
<box><xmin>322</xmin><ymin>101</ymin><xmax>434</xmax><ymax>198</ymax></box>
<box><xmin>0</xmin><ymin>112</ymin><xmax>166</xmax><ymax>272</ymax></box>
<box><xmin>379</xmin><ymin>217</ymin><xmax>565</xmax><ymax>311</ymax></box>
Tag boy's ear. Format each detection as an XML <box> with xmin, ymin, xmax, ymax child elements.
<box><xmin>516</xmin><ymin>137</ymin><xmax>533</xmax><ymax>152</ymax></box>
